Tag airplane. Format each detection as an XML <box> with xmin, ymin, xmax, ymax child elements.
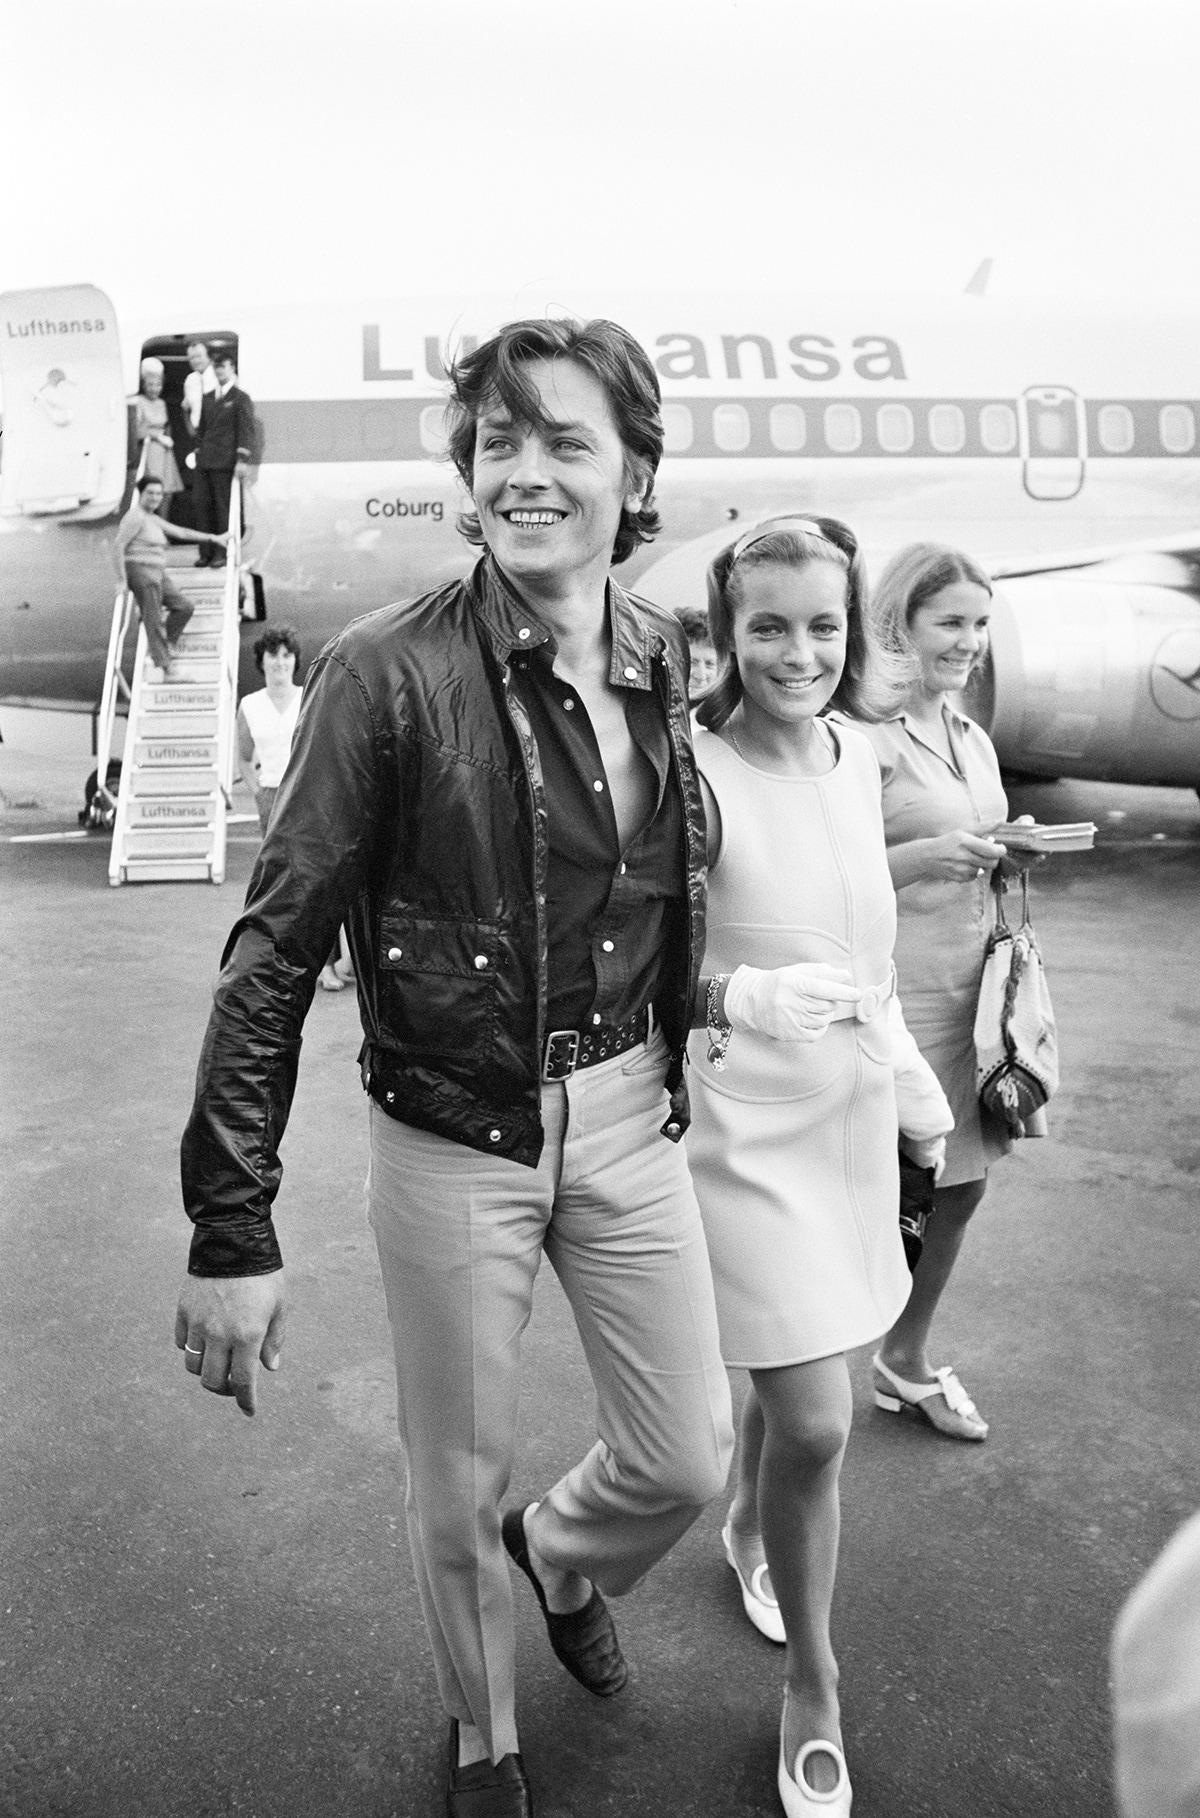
<box><xmin>2</xmin><ymin>281</ymin><xmax>1199</xmax><ymax>805</ymax></box>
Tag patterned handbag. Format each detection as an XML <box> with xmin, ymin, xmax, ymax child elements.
<box><xmin>974</xmin><ymin>870</ymin><xmax>1059</xmax><ymax>1138</ymax></box>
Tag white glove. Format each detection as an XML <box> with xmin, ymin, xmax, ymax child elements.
<box><xmin>889</xmin><ymin>995</ymin><xmax>954</xmax><ymax>1135</ymax></box>
<box><xmin>724</xmin><ymin>962</ymin><xmax>861</xmax><ymax>1043</ymax></box>
<box><xmin>900</xmin><ymin>1133</ymin><xmax>947</xmax><ymax>1182</ymax></box>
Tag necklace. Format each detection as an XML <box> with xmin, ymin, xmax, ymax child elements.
<box><xmin>728</xmin><ymin>718</ymin><xmax>832</xmax><ymax>771</ymax></box>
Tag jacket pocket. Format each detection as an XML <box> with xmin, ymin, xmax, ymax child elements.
<box><xmin>377</xmin><ymin>914</ymin><xmax>502</xmax><ymax>1063</ymax></box>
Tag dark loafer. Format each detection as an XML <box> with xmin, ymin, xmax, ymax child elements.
<box><xmin>501</xmin><ymin>1507</ymin><xmax>628</xmax><ymax>1697</ymax></box>
<box><xmin>447</xmin><ymin>1721</ymin><xmax>532</xmax><ymax>1818</ymax></box>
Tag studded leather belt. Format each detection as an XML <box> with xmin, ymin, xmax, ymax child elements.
<box><xmin>542</xmin><ymin>1007</ymin><xmax>652</xmax><ymax>1081</ymax></box>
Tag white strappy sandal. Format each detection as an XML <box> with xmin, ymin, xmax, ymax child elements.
<box><xmin>872</xmin><ymin>1352</ymin><xmax>988</xmax><ymax>1441</ymax></box>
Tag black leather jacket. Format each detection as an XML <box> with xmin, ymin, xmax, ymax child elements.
<box><xmin>181</xmin><ymin>556</ymin><xmax>707</xmax><ymax>1277</ymax></box>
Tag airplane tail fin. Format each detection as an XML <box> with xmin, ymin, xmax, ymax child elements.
<box><xmin>965</xmin><ymin>258</ymin><xmax>994</xmax><ymax>297</ymax></box>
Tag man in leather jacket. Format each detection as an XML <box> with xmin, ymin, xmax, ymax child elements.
<box><xmin>175</xmin><ymin>317</ymin><xmax>733</xmax><ymax>1817</ymax></box>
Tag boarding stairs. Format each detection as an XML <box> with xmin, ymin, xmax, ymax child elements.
<box><xmin>98</xmin><ymin>482</ymin><xmax>245</xmax><ymax>885</ymax></box>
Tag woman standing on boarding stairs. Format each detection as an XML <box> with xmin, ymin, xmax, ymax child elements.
<box><xmin>131</xmin><ymin>358</ymin><xmax>183</xmax><ymax>498</ymax></box>
<box><xmin>685</xmin><ymin>517</ymin><xmax>953</xmax><ymax>1817</ymax></box>
<box><xmin>837</xmin><ymin>544</ymin><xmax>1031</xmax><ymax>1445</ymax></box>
<box><xmin>113</xmin><ymin>475</ymin><xmax>228</xmax><ymax>681</ymax></box>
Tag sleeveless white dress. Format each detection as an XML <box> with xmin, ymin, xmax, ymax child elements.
<box><xmin>686</xmin><ymin>722</ymin><xmax>912</xmax><ymax>1368</ymax></box>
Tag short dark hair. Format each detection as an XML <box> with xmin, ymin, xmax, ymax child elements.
<box><xmin>675</xmin><ymin>606</ymin><xmax>711</xmax><ymax>644</ymax></box>
<box><xmin>253</xmin><ymin>624</ymin><xmax>302</xmax><ymax>674</ymax></box>
<box><xmin>211</xmin><ymin>350</ymin><xmax>236</xmax><ymax>369</ymax></box>
<box><xmin>444</xmin><ymin>317</ymin><xmax>663</xmax><ymax>566</ymax></box>
<box><xmin>136</xmin><ymin>475</ymin><xmax>164</xmax><ymax>495</ymax></box>
<box><xmin>696</xmin><ymin>515</ymin><xmax>904</xmax><ymax>731</ymax></box>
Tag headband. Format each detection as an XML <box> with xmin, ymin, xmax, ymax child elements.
<box><xmin>729</xmin><ymin>516</ymin><xmax>840</xmax><ymax>564</ymax></box>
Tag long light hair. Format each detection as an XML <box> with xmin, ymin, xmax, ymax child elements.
<box><xmin>870</xmin><ymin>543</ymin><xmax>993</xmax><ymax>697</ymax></box>
<box><xmin>695</xmin><ymin>515</ymin><xmax>904</xmax><ymax>731</ymax></box>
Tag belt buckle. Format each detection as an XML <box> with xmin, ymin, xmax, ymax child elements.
<box><xmin>542</xmin><ymin>1029</ymin><xmax>580</xmax><ymax>1081</ymax></box>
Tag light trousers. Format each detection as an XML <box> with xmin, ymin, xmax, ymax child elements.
<box><xmin>368</xmin><ymin>1034</ymin><xmax>734</xmax><ymax>1760</ymax></box>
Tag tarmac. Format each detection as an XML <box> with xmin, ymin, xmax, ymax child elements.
<box><xmin>2</xmin><ymin>741</ymin><xmax>1198</xmax><ymax>1818</ymax></box>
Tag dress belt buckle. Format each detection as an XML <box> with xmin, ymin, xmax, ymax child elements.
<box><xmin>542</xmin><ymin>1029</ymin><xmax>581</xmax><ymax>1081</ymax></box>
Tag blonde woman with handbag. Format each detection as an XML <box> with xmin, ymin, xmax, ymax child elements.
<box><xmin>839</xmin><ymin>543</ymin><xmax>1018</xmax><ymax>1444</ymax></box>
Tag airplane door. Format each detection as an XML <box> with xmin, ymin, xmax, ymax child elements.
<box><xmin>0</xmin><ymin>285</ymin><xmax>128</xmax><ymax>519</ymax></box>
<box><xmin>1018</xmin><ymin>385</ymin><xmax>1086</xmax><ymax>501</ymax></box>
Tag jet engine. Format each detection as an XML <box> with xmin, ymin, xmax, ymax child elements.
<box><xmin>971</xmin><ymin>574</ymin><xmax>1200</xmax><ymax>788</ymax></box>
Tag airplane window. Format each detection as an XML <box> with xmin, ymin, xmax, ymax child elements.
<box><xmin>824</xmin><ymin>404</ymin><xmax>862</xmax><ymax>454</ymax></box>
<box><xmin>928</xmin><ymin>404</ymin><xmax>966</xmax><ymax>454</ymax></box>
<box><xmin>979</xmin><ymin>404</ymin><xmax>1018</xmax><ymax>454</ymax></box>
<box><xmin>419</xmin><ymin>405</ymin><xmax>448</xmax><ymax>456</ymax></box>
<box><xmin>769</xmin><ymin>404</ymin><xmax>807</xmax><ymax>453</ymax></box>
<box><xmin>713</xmin><ymin>404</ymin><xmax>752</xmax><ymax>453</ymax></box>
<box><xmin>876</xmin><ymin>404</ymin><xmax>914</xmax><ymax>454</ymax></box>
<box><xmin>1032</xmin><ymin>409</ymin><xmax>1068</xmax><ymax>453</ymax></box>
<box><xmin>1159</xmin><ymin>403</ymin><xmax>1196</xmax><ymax>454</ymax></box>
<box><xmin>1097</xmin><ymin>405</ymin><xmax>1135</xmax><ymax>455</ymax></box>
<box><xmin>662</xmin><ymin>403</ymin><xmax>694</xmax><ymax>453</ymax></box>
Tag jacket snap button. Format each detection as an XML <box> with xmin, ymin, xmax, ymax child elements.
<box><xmin>386</xmin><ymin>1091</ymin><xmax>395</xmax><ymax>1104</ymax></box>
<box><xmin>623</xmin><ymin>665</ymin><xmax>638</xmax><ymax>679</ymax></box>
<box><xmin>517</xmin><ymin>627</ymin><xmax>531</xmax><ymax>640</ymax></box>
<box><xmin>387</xmin><ymin>946</ymin><xmax>403</xmax><ymax>961</ymax></box>
<box><xmin>488</xmin><ymin>1128</ymin><xmax>502</xmax><ymax>1142</ymax></box>
<box><xmin>474</xmin><ymin>954</ymin><xmax>488</xmax><ymax>970</ymax></box>
<box><xmin>602</xmin><ymin>940</ymin><xmax>614</xmax><ymax>952</ymax></box>
<box><xmin>665</xmin><ymin>1122</ymin><xmax>681</xmax><ymax>1137</ymax></box>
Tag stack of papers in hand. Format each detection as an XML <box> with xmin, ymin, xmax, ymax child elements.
<box><xmin>992</xmin><ymin>821</ymin><xmax>1097</xmax><ymax>853</ymax></box>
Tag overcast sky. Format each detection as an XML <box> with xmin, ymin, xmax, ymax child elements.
<box><xmin>2</xmin><ymin>0</ymin><xmax>1197</xmax><ymax>321</ymax></box>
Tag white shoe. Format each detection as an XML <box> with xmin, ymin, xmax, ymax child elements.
<box><xmin>721</xmin><ymin>1518</ymin><xmax>785</xmax><ymax>1643</ymax></box>
<box><xmin>778</xmin><ymin>1719</ymin><xmax>852</xmax><ymax>1816</ymax></box>
<box><xmin>872</xmin><ymin>1352</ymin><xmax>988</xmax><ymax>1441</ymax></box>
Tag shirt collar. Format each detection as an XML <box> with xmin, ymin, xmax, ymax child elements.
<box><xmin>470</xmin><ymin>555</ymin><xmax>658</xmax><ymax>688</ymax></box>
<box><xmin>897</xmin><ymin>700</ymin><xmax>970</xmax><ymax>771</ymax></box>
<box><xmin>898</xmin><ymin>699</ymin><xmax>970</xmax><ymax>735</ymax></box>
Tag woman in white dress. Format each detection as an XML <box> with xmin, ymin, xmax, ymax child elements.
<box><xmin>687</xmin><ymin>518</ymin><xmax>953</xmax><ymax>1817</ymax></box>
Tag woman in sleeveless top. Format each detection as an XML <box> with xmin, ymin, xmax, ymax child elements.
<box><xmin>237</xmin><ymin>625</ymin><xmax>304</xmax><ymax>834</ymax></box>
<box><xmin>686</xmin><ymin>518</ymin><xmax>952</xmax><ymax>1818</ymax></box>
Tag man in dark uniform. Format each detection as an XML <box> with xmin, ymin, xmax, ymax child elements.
<box><xmin>174</xmin><ymin>317</ymin><xmax>733</xmax><ymax>1817</ymax></box>
<box><xmin>192</xmin><ymin>351</ymin><xmax>253</xmax><ymax>563</ymax></box>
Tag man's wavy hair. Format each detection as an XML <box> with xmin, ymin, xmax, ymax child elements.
<box><xmin>696</xmin><ymin>515</ymin><xmax>908</xmax><ymax>732</ymax></box>
<box><xmin>445</xmin><ymin>317</ymin><xmax>663</xmax><ymax>566</ymax></box>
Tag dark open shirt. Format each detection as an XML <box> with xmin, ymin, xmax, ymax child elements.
<box><xmin>508</xmin><ymin>630</ymin><xmax>685</xmax><ymax>1035</ymax></box>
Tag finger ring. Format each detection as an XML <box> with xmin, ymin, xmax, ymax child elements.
<box><xmin>184</xmin><ymin>1344</ymin><xmax>202</xmax><ymax>1356</ymax></box>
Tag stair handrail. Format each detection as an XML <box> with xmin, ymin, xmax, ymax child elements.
<box><xmin>92</xmin><ymin>437</ymin><xmax>153</xmax><ymax>812</ymax></box>
<box><xmin>217</xmin><ymin>476</ymin><xmax>243</xmax><ymax>801</ymax></box>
